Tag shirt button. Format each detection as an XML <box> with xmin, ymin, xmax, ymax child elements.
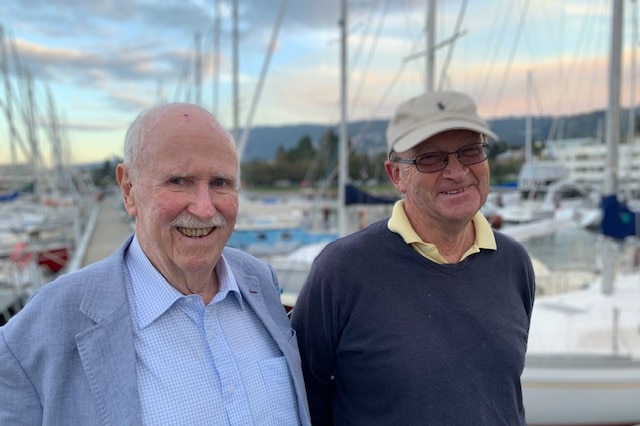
<box><xmin>227</xmin><ymin>385</ymin><xmax>237</xmax><ymax>396</ymax></box>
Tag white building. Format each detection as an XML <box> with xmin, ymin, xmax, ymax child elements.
<box><xmin>546</xmin><ymin>137</ymin><xmax>640</xmax><ymax>198</ymax></box>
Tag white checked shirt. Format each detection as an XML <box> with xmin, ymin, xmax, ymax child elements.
<box><xmin>125</xmin><ymin>237</ymin><xmax>300</xmax><ymax>425</ymax></box>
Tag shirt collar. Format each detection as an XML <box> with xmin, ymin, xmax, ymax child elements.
<box><xmin>126</xmin><ymin>236</ymin><xmax>243</xmax><ymax>329</ymax></box>
<box><xmin>211</xmin><ymin>254</ymin><xmax>243</xmax><ymax>307</ymax></box>
<box><xmin>387</xmin><ymin>200</ymin><xmax>497</xmax><ymax>261</ymax></box>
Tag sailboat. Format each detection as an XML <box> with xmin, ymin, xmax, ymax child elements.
<box><xmin>520</xmin><ymin>1</ymin><xmax>640</xmax><ymax>424</ymax></box>
<box><xmin>273</xmin><ymin>0</ymin><xmax>351</xmax><ymax>310</ymax></box>
<box><xmin>0</xmin><ymin>25</ymin><xmax>96</xmax><ymax>325</ymax></box>
<box><xmin>211</xmin><ymin>0</ymin><xmax>346</xmax><ymax>257</ymax></box>
<box><xmin>496</xmin><ymin>72</ymin><xmax>602</xmax><ymax>228</ymax></box>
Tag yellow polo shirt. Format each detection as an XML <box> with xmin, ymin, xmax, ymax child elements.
<box><xmin>387</xmin><ymin>200</ymin><xmax>497</xmax><ymax>264</ymax></box>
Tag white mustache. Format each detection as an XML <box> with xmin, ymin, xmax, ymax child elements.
<box><xmin>170</xmin><ymin>212</ymin><xmax>227</xmax><ymax>229</ymax></box>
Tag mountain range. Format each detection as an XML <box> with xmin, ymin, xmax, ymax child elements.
<box><xmin>241</xmin><ymin>107</ymin><xmax>638</xmax><ymax>163</ymax></box>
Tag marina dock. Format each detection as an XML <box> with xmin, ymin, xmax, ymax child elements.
<box><xmin>80</xmin><ymin>194</ymin><xmax>132</xmax><ymax>267</ymax></box>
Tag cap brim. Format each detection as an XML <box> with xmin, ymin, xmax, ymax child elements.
<box><xmin>391</xmin><ymin>121</ymin><xmax>498</xmax><ymax>153</ymax></box>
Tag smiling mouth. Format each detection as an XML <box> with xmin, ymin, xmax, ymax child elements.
<box><xmin>444</xmin><ymin>187</ymin><xmax>466</xmax><ymax>195</ymax></box>
<box><xmin>177</xmin><ymin>227</ymin><xmax>214</xmax><ymax>237</ymax></box>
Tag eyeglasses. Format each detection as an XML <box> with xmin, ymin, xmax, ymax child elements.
<box><xmin>392</xmin><ymin>143</ymin><xmax>489</xmax><ymax>173</ymax></box>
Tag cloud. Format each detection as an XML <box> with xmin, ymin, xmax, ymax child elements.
<box><xmin>1</xmin><ymin>0</ymin><xmax>637</xmax><ymax>166</ymax></box>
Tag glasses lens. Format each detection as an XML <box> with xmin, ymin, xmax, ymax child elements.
<box><xmin>458</xmin><ymin>144</ymin><xmax>488</xmax><ymax>165</ymax></box>
<box><xmin>415</xmin><ymin>152</ymin><xmax>447</xmax><ymax>172</ymax></box>
<box><xmin>409</xmin><ymin>143</ymin><xmax>488</xmax><ymax>172</ymax></box>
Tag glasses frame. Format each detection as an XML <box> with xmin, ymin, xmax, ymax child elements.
<box><xmin>391</xmin><ymin>142</ymin><xmax>490</xmax><ymax>173</ymax></box>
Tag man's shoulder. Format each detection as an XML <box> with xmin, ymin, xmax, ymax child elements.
<box><xmin>493</xmin><ymin>229</ymin><xmax>529</xmax><ymax>252</ymax></box>
<box><xmin>1</xmin><ymin>263</ymin><xmax>105</xmax><ymax>343</ymax></box>
<box><xmin>314</xmin><ymin>219</ymin><xmax>393</xmax><ymax>265</ymax></box>
<box><xmin>223</xmin><ymin>245</ymin><xmax>267</xmax><ymax>265</ymax></box>
<box><xmin>223</xmin><ymin>246</ymin><xmax>274</xmax><ymax>279</ymax></box>
<box><xmin>325</xmin><ymin>219</ymin><xmax>391</xmax><ymax>249</ymax></box>
<box><xmin>5</xmin><ymin>249</ymin><xmax>128</xmax><ymax>329</ymax></box>
<box><xmin>28</xmin><ymin>257</ymin><xmax>112</xmax><ymax>301</ymax></box>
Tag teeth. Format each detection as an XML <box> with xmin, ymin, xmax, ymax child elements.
<box><xmin>446</xmin><ymin>188</ymin><xmax>465</xmax><ymax>195</ymax></box>
<box><xmin>177</xmin><ymin>227</ymin><xmax>214</xmax><ymax>237</ymax></box>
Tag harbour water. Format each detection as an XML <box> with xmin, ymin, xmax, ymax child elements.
<box><xmin>518</xmin><ymin>225</ymin><xmax>601</xmax><ymax>272</ymax></box>
<box><xmin>519</xmin><ymin>223</ymin><xmax>640</xmax><ymax>284</ymax></box>
<box><xmin>270</xmin><ymin>201</ymin><xmax>628</xmax><ymax>300</ymax></box>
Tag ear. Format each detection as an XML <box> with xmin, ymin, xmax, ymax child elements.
<box><xmin>384</xmin><ymin>160</ymin><xmax>406</xmax><ymax>194</ymax></box>
<box><xmin>116</xmin><ymin>163</ymin><xmax>137</xmax><ymax>217</ymax></box>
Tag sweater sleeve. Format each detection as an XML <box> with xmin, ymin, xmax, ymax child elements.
<box><xmin>291</xmin><ymin>257</ymin><xmax>338</xmax><ymax>425</ymax></box>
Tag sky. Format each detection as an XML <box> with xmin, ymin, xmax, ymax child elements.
<box><xmin>0</xmin><ymin>0</ymin><xmax>638</xmax><ymax>166</ymax></box>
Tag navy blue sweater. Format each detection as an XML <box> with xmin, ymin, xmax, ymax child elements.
<box><xmin>291</xmin><ymin>220</ymin><xmax>535</xmax><ymax>425</ymax></box>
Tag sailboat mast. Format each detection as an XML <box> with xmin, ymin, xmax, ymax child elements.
<box><xmin>0</xmin><ymin>27</ymin><xmax>19</xmax><ymax>189</ymax></box>
<box><xmin>194</xmin><ymin>32</ymin><xmax>202</xmax><ymax>106</ymax></box>
<box><xmin>602</xmin><ymin>0</ymin><xmax>624</xmax><ymax>296</ymax></box>
<box><xmin>212</xmin><ymin>0</ymin><xmax>222</xmax><ymax>116</ymax></box>
<box><xmin>525</xmin><ymin>71</ymin><xmax>533</xmax><ymax>163</ymax></box>
<box><xmin>625</xmin><ymin>0</ymin><xmax>638</xmax><ymax>189</ymax></box>
<box><xmin>338</xmin><ymin>0</ymin><xmax>348</xmax><ymax>237</ymax></box>
<box><xmin>426</xmin><ymin>0</ymin><xmax>436</xmax><ymax>92</ymax></box>
<box><xmin>237</xmin><ymin>0</ymin><xmax>287</xmax><ymax>162</ymax></box>
<box><xmin>604</xmin><ymin>0</ymin><xmax>623</xmax><ymax>198</ymax></box>
<box><xmin>232</xmin><ymin>0</ymin><xmax>240</xmax><ymax>142</ymax></box>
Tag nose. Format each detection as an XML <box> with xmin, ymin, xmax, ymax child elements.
<box><xmin>442</xmin><ymin>153</ymin><xmax>468</xmax><ymax>176</ymax></box>
<box><xmin>188</xmin><ymin>182</ymin><xmax>216</xmax><ymax>219</ymax></box>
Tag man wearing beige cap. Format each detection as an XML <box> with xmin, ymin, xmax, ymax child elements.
<box><xmin>292</xmin><ymin>91</ymin><xmax>535</xmax><ymax>425</ymax></box>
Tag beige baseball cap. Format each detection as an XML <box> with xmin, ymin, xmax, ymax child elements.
<box><xmin>387</xmin><ymin>91</ymin><xmax>498</xmax><ymax>154</ymax></box>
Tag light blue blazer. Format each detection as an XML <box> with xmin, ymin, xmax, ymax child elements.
<box><xmin>0</xmin><ymin>235</ymin><xmax>311</xmax><ymax>425</ymax></box>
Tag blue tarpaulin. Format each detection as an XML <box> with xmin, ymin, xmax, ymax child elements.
<box><xmin>345</xmin><ymin>184</ymin><xmax>397</xmax><ymax>205</ymax></box>
<box><xmin>600</xmin><ymin>194</ymin><xmax>638</xmax><ymax>240</ymax></box>
<box><xmin>0</xmin><ymin>190</ymin><xmax>20</xmax><ymax>202</ymax></box>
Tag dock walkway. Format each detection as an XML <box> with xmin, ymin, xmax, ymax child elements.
<box><xmin>81</xmin><ymin>194</ymin><xmax>132</xmax><ymax>267</ymax></box>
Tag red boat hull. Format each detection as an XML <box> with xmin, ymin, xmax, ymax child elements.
<box><xmin>37</xmin><ymin>247</ymin><xmax>69</xmax><ymax>273</ymax></box>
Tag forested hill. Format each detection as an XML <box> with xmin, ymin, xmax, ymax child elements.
<box><xmin>241</xmin><ymin>107</ymin><xmax>637</xmax><ymax>163</ymax></box>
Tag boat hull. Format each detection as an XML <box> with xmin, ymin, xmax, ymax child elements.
<box><xmin>522</xmin><ymin>355</ymin><xmax>640</xmax><ymax>425</ymax></box>
<box><xmin>36</xmin><ymin>247</ymin><xmax>69</xmax><ymax>273</ymax></box>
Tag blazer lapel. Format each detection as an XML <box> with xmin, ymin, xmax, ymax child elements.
<box><xmin>74</xmin><ymin>237</ymin><xmax>142</xmax><ymax>425</ymax></box>
<box><xmin>76</xmin><ymin>307</ymin><xmax>141</xmax><ymax>425</ymax></box>
<box><xmin>237</xmin><ymin>272</ymin><xmax>278</xmax><ymax>337</ymax></box>
<box><xmin>225</xmin><ymin>250</ymin><xmax>297</xmax><ymax>357</ymax></box>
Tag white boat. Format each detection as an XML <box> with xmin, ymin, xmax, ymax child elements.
<box><xmin>272</xmin><ymin>241</ymin><xmax>331</xmax><ymax>312</ymax></box>
<box><xmin>227</xmin><ymin>192</ymin><xmax>339</xmax><ymax>257</ymax></box>
<box><xmin>497</xmin><ymin>70</ymin><xmax>603</xmax><ymax>229</ymax></box>
<box><xmin>522</xmin><ymin>270</ymin><xmax>640</xmax><ymax>425</ymax></box>
<box><xmin>497</xmin><ymin>161</ymin><xmax>602</xmax><ymax>228</ymax></box>
<box><xmin>523</xmin><ymin>355</ymin><xmax>640</xmax><ymax>426</ymax></box>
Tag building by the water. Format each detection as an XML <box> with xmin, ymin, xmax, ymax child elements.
<box><xmin>546</xmin><ymin>137</ymin><xmax>640</xmax><ymax>198</ymax></box>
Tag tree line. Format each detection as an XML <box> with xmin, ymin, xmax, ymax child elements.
<box><xmin>90</xmin><ymin>130</ymin><xmax>522</xmax><ymax>191</ymax></box>
<box><xmin>240</xmin><ymin>129</ymin><xmax>522</xmax><ymax>189</ymax></box>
